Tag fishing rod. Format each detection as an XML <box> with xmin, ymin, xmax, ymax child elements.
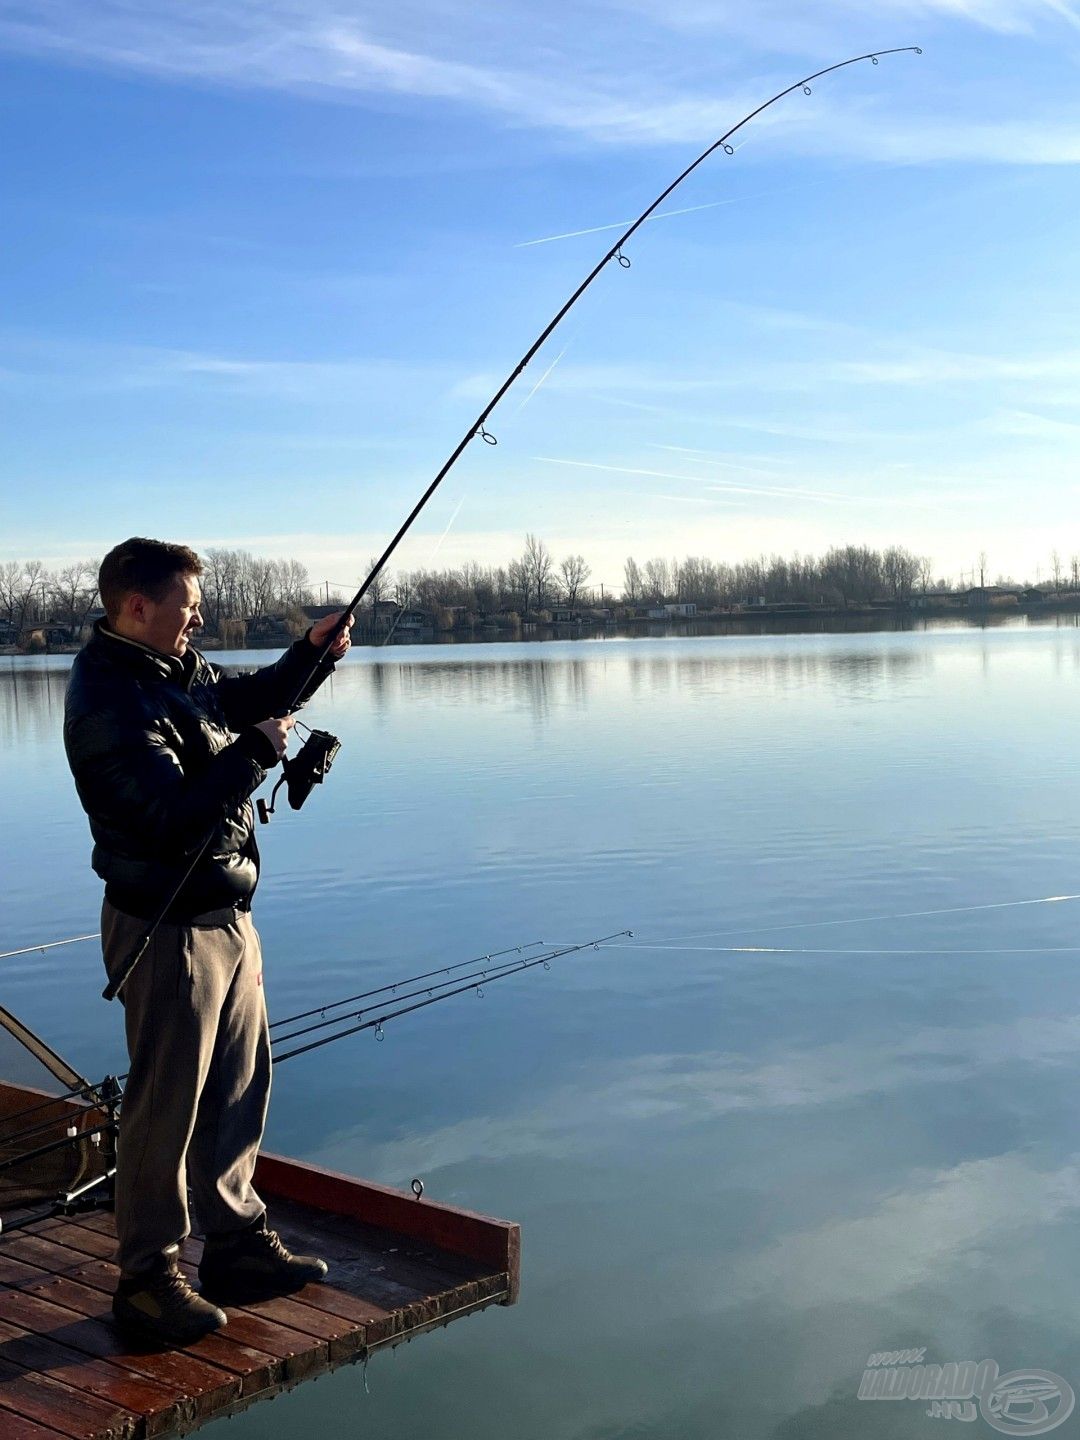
<box><xmin>101</xmin><ymin>42</ymin><xmax>920</xmax><ymax>1004</ymax></box>
<box><xmin>269</xmin><ymin>937</ymin><xmax>622</xmax><ymax>1050</ymax></box>
<box><xmin>267</xmin><ymin>938</ymin><xmax>547</xmax><ymax>1031</ymax></box>
<box><xmin>0</xmin><ymin>933</ymin><xmax>99</xmax><ymax>963</ymax></box>
<box><xmin>5</xmin><ymin>931</ymin><xmax>620</xmax><ymax>1153</ymax></box>
<box><xmin>272</xmin><ymin>931</ymin><xmax>632</xmax><ymax>1064</ymax></box>
<box><xmin>1</xmin><ymin>932</ymin><xmax>623</xmax><ymax>1237</ymax></box>
<box><xmin>290</xmin><ymin>46</ymin><xmax>922</xmax><ymax>693</ymax></box>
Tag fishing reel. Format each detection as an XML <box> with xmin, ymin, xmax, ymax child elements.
<box><xmin>257</xmin><ymin>722</ymin><xmax>341</xmax><ymax>825</ymax></box>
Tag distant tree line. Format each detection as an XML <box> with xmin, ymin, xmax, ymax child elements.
<box><xmin>376</xmin><ymin>539</ymin><xmax>939</xmax><ymax>614</ymax></box>
<box><xmin>2</xmin><ymin>538</ymin><xmax>1069</xmax><ymax>641</ymax></box>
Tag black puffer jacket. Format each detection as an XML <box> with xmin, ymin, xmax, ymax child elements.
<box><xmin>64</xmin><ymin>622</ymin><xmax>336</xmax><ymax>920</ymax></box>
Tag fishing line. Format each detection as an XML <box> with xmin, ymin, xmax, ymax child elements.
<box><xmin>631</xmin><ymin>893</ymin><xmax>1080</xmax><ymax>947</ymax></box>
<box><xmin>607</xmin><ymin>943</ymin><xmax>1080</xmax><ymax>956</ymax></box>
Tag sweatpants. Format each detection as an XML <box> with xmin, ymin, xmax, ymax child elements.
<box><xmin>101</xmin><ymin>899</ymin><xmax>271</xmax><ymax>1277</ymax></box>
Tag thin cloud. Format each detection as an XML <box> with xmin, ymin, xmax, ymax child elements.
<box><xmin>4</xmin><ymin>2</ymin><xmax>1080</xmax><ymax>160</ymax></box>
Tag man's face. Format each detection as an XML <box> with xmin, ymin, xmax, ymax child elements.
<box><xmin>141</xmin><ymin>572</ymin><xmax>203</xmax><ymax>658</ymax></box>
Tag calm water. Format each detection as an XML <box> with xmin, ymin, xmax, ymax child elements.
<box><xmin>4</xmin><ymin>622</ymin><xmax>1080</xmax><ymax>1439</ymax></box>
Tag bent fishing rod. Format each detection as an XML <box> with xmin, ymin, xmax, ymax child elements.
<box><xmin>103</xmin><ymin>45</ymin><xmax>920</xmax><ymax>1003</ymax></box>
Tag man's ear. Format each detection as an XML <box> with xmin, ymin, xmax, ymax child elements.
<box><xmin>123</xmin><ymin>592</ymin><xmax>149</xmax><ymax>626</ymax></box>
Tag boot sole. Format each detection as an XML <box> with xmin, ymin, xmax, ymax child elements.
<box><xmin>112</xmin><ymin>1303</ymin><xmax>227</xmax><ymax>1347</ymax></box>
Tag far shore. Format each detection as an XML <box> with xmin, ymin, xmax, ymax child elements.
<box><xmin>5</xmin><ymin>600</ymin><xmax>1080</xmax><ymax>660</ymax></box>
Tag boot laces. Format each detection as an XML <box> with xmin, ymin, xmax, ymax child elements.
<box><xmin>148</xmin><ymin>1261</ymin><xmax>198</xmax><ymax>1303</ymax></box>
<box><xmin>253</xmin><ymin>1227</ymin><xmax>292</xmax><ymax>1262</ymax></box>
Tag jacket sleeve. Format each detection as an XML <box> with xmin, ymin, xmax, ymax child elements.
<box><xmin>214</xmin><ymin>632</ymin><xmax>337</xmax><ymax>730</ymax></box>
<box><xmin>65</xmin><ymin>705</ymin><xmax>277</xmax><ymax>855</ymax></box>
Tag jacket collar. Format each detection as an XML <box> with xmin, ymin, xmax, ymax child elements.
<box><xmin>91</xmin><ymin>619</ymin><xmax>193</xmax><ymax>686</ymax></box>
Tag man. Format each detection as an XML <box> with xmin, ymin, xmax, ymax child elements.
<box><xmin>64</xmin><ymin>537</ymin><xmax>353</xmax><ymax>1345</ymax></box>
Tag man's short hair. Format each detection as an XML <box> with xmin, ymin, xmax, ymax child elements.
<box><xmin>98</xmin><ymin>538</ymin><xmax>204</xmax><ymax>622</ymax></box>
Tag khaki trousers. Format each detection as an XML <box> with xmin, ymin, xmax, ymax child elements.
<box><xmin>101</xmin><ymin>900</ymin><xmax>271</xmax><ymax>1276</ymax></box>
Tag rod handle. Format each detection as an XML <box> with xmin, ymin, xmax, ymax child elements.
<box><xmin>102</xmin><ymin>932</ymin><xmax>151</xmax><ymax>1002</ymax></box>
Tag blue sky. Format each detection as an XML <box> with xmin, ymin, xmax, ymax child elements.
<box><xmin>3</xmin><ymin>1</ymin><xmax>1080</xmax><ymax>593</ymax></box>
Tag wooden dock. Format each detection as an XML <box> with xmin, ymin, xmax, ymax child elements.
<box><xmin>0</xmin><ymin>1142</ymin><xmax>520</xmax><ymax>1439</ymax></box>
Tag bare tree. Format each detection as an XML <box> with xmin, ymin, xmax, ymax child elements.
<box><xmin>559</xmin><ymin>554</ymin><xmax>591</xmax><ymax>606</ymax></box>
<box><xmin>0</xmin><ymin>561</ymin><xmax>22</xmax><ymax>627</ymax></box>
<box><xmin>881</xmin><ymin>546</ymin><xmax>920</xmax><ymax>604</ymax></box>
<box><xmin>521</xmin><ymin>534</ymin><xmax>553</xmax><ymax>611</ymax></box>
<box><xmin>4</xmin><ymin>561</ymin><xmax>48</xmax><ymax>631</ymax></box>
<box><xmin>51</xmin><ymin>560</ymin><xmax>98</xmax><ymax>634</ymax></box>
<box><xmin>362</xmin><ymin>555</ymin><xmax>392</xmax><ymax>616</ymax></box>
<box><xmin>623</xmin><ymin>556</ymin><xmax>643</xmax><ymax>603</ymax></box>
<box><xmin>643</xmin><ymin>557</ymin><xmax>670</xmax><ymax>603</ymax></box>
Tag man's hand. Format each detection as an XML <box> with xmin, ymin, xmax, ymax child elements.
<box><xmin>254</xmin><ymin>715</ymin><xmax>294</xmax><ymax>759</ymax></box>
<box><xmin>309</xmin><ymin>611</ymin><xmax>354</xmax><ymax>661</ymax></box>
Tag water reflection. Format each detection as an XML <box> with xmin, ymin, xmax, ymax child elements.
<box><xmin>4</xmin><ymin>625</ymin><xmax>1080</xmax><ymax>1440</ymax></box>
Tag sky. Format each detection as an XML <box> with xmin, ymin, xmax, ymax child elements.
<box><xmin>3</xmin><ymin>1</ymin><xmax>1080</xmax><ymax>595</ymax></box>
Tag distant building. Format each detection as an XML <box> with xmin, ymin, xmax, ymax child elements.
<box><xmin>246</xmin><ymin>614</ymin><xmax>293</xmax><ymax>643</ymax></box>
<box><xmin>910</xmin><ymin>589</ymin><xmax>963</xmax><ymax>611</ymax></box>
<box><xmin>964</xmin><ymin>586</ymin><xmax>1019</xmax><ymax>609</ymax></box>
<box><xmin>663</xmin><ymin>602</ymin><xmax>697</xmax><ymax>618</ymax></box>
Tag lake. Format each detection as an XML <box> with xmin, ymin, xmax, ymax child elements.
<box><xmin>3</xmin><ymin>619</ymin><xmax>1080</xmax><ymax>1438</ymax></box>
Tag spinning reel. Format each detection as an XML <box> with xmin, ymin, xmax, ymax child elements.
<box><xmin>257</xmin><ymin>722</ymin><xmax>341</xmax><ymax>824</ymax></box>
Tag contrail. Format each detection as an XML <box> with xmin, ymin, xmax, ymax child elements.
<box><xmin>532</xmin><ymin>455</ymin><xmax>853</xmax><ymax>503</ymax></box>
<box><xmin>426</xmin><ymin>494</ymin><xmax>466</xmax><ymax>565</ymax></box>
<box><xmin>515</xmin><ymin>343</ymin><xmax>571</xmax><ymax>413</ymax></box>
<box><xmin>515</xmin><ymin>199</ymin><xmax>734</xmax><ymax>250</ymax></box>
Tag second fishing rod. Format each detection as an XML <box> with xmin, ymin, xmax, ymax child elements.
<box><xmin>102</xmin><ymin>45</ymin><xmax>921</xmax><ymax>1004</ymax></box>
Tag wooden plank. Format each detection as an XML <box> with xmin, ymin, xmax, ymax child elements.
<box><xmin>37</xmin><ymin>1217</ymin><xmax>337</xmax><ymax>1384</ymax></box>
<box><xmin>0</xmin><ymin>1082</ymin><xmax>520</xmax><ymax>1439</ymax></box>
<box><xmin>56</xmin><ymin>1188</ymin><xmax>509</xmax><ymax>1357</ymax></box>
<box><xmin>0</xmin><ymin>1235</ymin><xmax>285</xmax><ymax>1399</ymax></box>
<box><xmin>236</xmin><ymin>1202</ymin><xmax>491</xmax><ymax>1329</ymax></box>
<box><xmin>0</xmin><ymin>1408</ymin><xmax>71</xmax><ymax>1440</ymax></box>
<box><xmin>180</xmin><ymin>1230</ymin><xmax>392</xmax><ymax>1330</ymax></box>
<box><xmin>255</xmin><ymin>1151</ymin><xmax>520</xmax><ymax>1298</ymax></box>
<box><xmin>37</xmin><ymin>1220</ymin><xmax>116</xmax><ymax>1261</ymax></box>
<box><xmin>20</xmin><ymin>1235</ymin><xmax>362</xmax><ymax>1369</ymax></box>
<box><xmin>0</xmin><ymin>1317</ymin><xmax>182</xmax><ymax>1438</ymax></box>
<box><xmin>0</xmin><ymin>1289</ymin><xmax>241</xmax><ymax>1423</ymax></box>
<box><xmin>0</xmin><ymin>1249</ymin><xmax>49</xmax><ymax>1289</ymax></box>
<box><xmin>0</xmin><ymin>1354</ymin><xmax>135</xmax><ymax>1440</ymax></box>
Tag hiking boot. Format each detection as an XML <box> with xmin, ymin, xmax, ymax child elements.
<box><xmin>113</xmin><ymin>1249</ymin><xmax>227</xmax><ymax>1345</ymax></box>
<box><xmin>199</xmin><ymin>1214</ymin><xmax>328</xmax><ymax>1302</ymax></box>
